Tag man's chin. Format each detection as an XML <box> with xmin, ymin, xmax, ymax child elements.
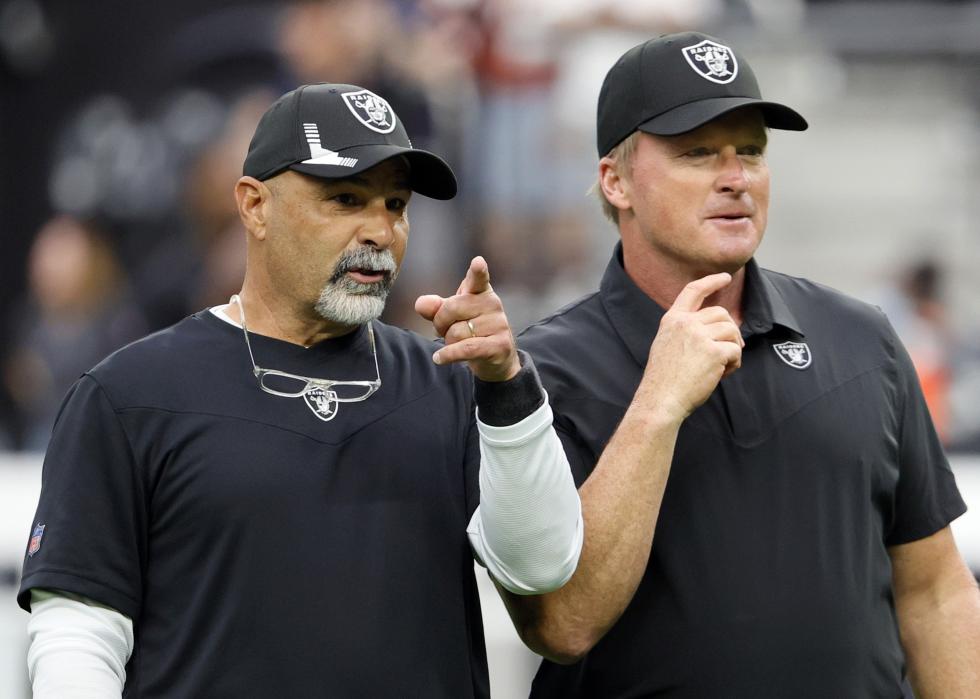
<box><xmin>314</xmin><ymin>290</ymin><xmax>388</xmax><ymax>327</ymax></box>
<box><xmin>710</xmin><ymin>243</ymin><xmax>759</xmax><ymax>274</ymax></box>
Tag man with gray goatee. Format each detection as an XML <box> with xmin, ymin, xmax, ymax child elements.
<box><xmin>18</xmin><ymin>83</ymin><xmax>583</xmax><ymax>698</ymax></box>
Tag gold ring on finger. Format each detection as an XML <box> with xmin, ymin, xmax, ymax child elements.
<box><xmin>466</xmin><ymin>319</ymin><xmax>477</xmax><ymax>338</ymax></box>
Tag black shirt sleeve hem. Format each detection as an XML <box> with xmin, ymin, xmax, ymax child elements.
<box><xmin>885</xmin><ymin>499</ymin><xmax>968</xmax><ymax>547</ymax></box>
<box><xmin>18</xmin><ymin>569</ymin><xmax>140</xmax><ymax>619</ymax></box>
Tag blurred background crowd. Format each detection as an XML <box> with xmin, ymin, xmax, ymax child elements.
<box><xmin>1</xmin><ymin>0</ymin><xmax>979</xmax><ymax>454</ymax></box>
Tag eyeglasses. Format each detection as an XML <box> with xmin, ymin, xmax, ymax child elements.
<box><xmin>231</xmin><ymin>294</ymin><xmax>381</xmax><ymax>403</ymax></box>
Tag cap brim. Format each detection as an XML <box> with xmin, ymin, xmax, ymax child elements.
<box><xmin>638</xmin><ymin>97</ymin><xmax>808</xmax><ymax>136</ymax></box>
<box><xmin>290</xmin><ymin>144</ymin><xmax>458</xmax><ymax>200</ymax></box>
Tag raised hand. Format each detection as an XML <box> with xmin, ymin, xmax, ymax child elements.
<box><xmin>636</xmin><ymin>273</ymin><xmax>744</xmax><ymax>423</ymax></box>
<box><xmin>414</xmin><ymin>256</ymin><xmax>520</xmax><ymax>382</ymax></box>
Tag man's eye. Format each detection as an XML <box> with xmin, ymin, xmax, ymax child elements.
<box><xmin>684</xmin><ymin>147</ymin><xmax>713</xmax><ymax>158</ymax></box>
<box><xmin>387</xmin><ymin>197</ymin><xmax>407</xmax><ymax>212</ymax></box>
<box><xmin>739</xmin><ymin>145</ymin><xmax>765</xmax><ymax>157</ymax></box>
<box><xmin>333</xmin><ymin>193</ymin><xmax>359</xmax><ymax>206</ymax></box>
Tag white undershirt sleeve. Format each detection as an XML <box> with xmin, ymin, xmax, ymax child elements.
<box><xmin>467</xmin><ymin>396</ymin><xmax>583</xmax><ymax>595</ymax></box>
<box><xmin>27</xmin><ymin>588</ymin><xmax>134</xmax><ymax>699</ymax></box>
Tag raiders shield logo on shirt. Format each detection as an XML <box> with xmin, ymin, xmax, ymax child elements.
<box><xmin>342</xmin><ymin>89</ymin><xmax>397</xmax><ymax>134</ymax></box>
<box><xmin>681</xmin><ymin>39</ymin><xmax>738</xmax><ymax>84</ymax></box>
<box><xmin>772</xmin><ymin>341</ymin><xmax>812</xmax><ymax>369</ymax></box>
<box><xmin>304</xmin><ymin>387</ymin><xmax>340</xmax><ymax>421</ymax></box>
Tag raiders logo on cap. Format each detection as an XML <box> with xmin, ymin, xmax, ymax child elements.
<box><xmin>342</xmin><ymin>89</ymin><xmax>397</xmax><ymax>134</ymax></box>
<box><xmin>682</xmin><ymin>39</ymin><xmax>738</xmax><ymax>85</ymax></box>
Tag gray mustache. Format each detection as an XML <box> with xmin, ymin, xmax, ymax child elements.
<box><xmin>330</xmin><ymin>248</ymin><xmax>397</xmax><ymax>283</ymax></box>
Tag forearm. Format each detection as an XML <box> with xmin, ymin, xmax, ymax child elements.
<box><xmin>500</xmin><ymin>276</ymin><xmax>739</xmax><ymax>661</ymax></box>
<box><xmin>505</xmin><ymin>405</ymin><xmax>681</xmax><ymax>662</ymax></box>
<box><xmin>468</xmin><ymin>353</ymin><xmax>583</xmax><ymax>595</ymax></box>
<box><xmin>899</xmin><ymin>574</ymin><xmax>980</xmax><ymax>699</ymax></box>
<box><xmin>27</xmin><ymin>589</ymin><xmax>134</xmax><ymax>699</ymax></box>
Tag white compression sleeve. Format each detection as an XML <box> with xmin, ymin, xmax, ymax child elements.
<box><xmin>27</xmin><ymin>589</ymin><xmax>134</xmax><ymax>699</ymax></box>
<box><xmin>467</xmin><ymin>397</ymin><xmax>583</xmax><ymax>595</ymax></box>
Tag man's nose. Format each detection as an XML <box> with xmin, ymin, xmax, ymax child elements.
<box><xmin>356</xmin><ymin>200</ymin><xmax>397</xmax><ymax>248</ymax></box>
<box><xmin>715</xmin><ymin>148</ymin><xmax>749</xmax><ymax>194</ymax></box>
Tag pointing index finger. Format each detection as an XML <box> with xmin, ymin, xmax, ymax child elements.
<box><xmin>671</xmin><ymin>273</ymin><xmax>733</xmax><ymax>312</ymax></box>
<box><xmin>457</xmin><ymin>256</ymin><xmax>491</xmax><ymax>295</ymax></box>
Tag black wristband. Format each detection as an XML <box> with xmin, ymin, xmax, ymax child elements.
<box><xmin>473</xmin><ymin>350</ymin><xmax>546</xmax><ymax>426</ymax></box>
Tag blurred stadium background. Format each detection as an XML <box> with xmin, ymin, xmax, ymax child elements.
<box><xmin>2</xmin><ymin>0</ymin><xmax>979</xmax><ymax>696</ymax></box>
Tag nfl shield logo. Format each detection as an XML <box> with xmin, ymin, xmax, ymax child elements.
<box><xmin>773</xmin><ymin>341</ymin><xmax>812</xmax><ymax>370</ymax></box>
<box><xmin>681</xmin><ymin>39</ymin><xmax>738</xmax><ymax>84</ymax></box>
<box><xmin>304</xmin><ymin>387</ymin><xmax>339</xmax><ymax>421</ymax></box>
<box><xmin>27</xmin><ymin>523</ymin><xmax>45</xmax><ymax>557</ymax></box>
<box><xmin>342</xmin><ymin>89</ymin><xmax>397</xmax><ymax>134</ymax></box>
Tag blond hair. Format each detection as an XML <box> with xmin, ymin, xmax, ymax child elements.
<box><xmin>592</xmin><ymin>131</ymin><xmax>640</xmax><ymax>224</ymax></box>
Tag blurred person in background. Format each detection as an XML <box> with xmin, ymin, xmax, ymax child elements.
<box><xmin>17</xmin><ymin>82</ymin><xmax>582</xmax><ymax>698</ymax></box>
<box><xmin>877</xmin><ymin>258</ymin><xmax>952</xmax><ymax>443</ymax></box>
<box><xmin>277</xmin><ymin>0</ymin><xmax>434</xmax><ymax>140</ymax></box>
<box><xmin>3</xmin><ymin>215</ymin><xmax>147</xmax><ymax>451</ymax></box>
<box><xmin>180</xmin><ymin>94</ymin><xmax>261</xmax><ymax>310</ymax></box>
<box><xmin>464</xmin><ymin>0</ymin><xmax>562</xmax><ymax>298</ymax></box>
<box><xmin>136</xmin><ymin>89</ymin><xmax>271</xmax><ymax>327</ymax></box>
<box><xmin>511</xmin><ymin>31</ymin><xmax>980</xmax><ymax>698</ymax></box>
<box><xmin>877</xmin><ymin>257</ymin><xmax>980</xmax><ymax>454</ymax></box>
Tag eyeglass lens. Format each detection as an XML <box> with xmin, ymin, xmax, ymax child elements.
<box><xmin>258</xmin><ymin>372</ymin><xmax>376</xmax><ymax>401</ymax></box>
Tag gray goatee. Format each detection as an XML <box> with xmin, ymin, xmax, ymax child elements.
<box><xmin>315</xmin><ymin>247</ymin><xmax>398</xmax><ymax>326</ymax></box>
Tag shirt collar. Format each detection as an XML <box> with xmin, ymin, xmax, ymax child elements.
<box><xmin>740</xmin><ymin>259</ymin><xmax>805</xmax><ymax>339</ymax></box>
<box><xmin>598</xmin><ymin>243</ymin><xmax>669</xmax><ymax>368</ymax></box>
<box><xmin>599</xmin><ymin>244</ymin><xmax>805</xmax><ymax>368</ymax></box>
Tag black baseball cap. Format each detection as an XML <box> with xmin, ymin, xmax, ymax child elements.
<box><xmin>243</xmin><ymin>83</ymin><xmax>457</xmax><ymax>199</ymax></box>
<box><xmin>597</xmin><ymin>32</ymin><xmax>808</xmax><ymax>156</ymax></box>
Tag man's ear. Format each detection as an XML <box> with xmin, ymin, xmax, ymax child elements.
<box><xmin>235</xmin><ymin>176</ymin><xmax>270</xmax><ymax>241</ymax></box>
<box><xmin>599</xmin><ymin>157</ymin><xmax>632</xmax><ymax>214</ymax></box>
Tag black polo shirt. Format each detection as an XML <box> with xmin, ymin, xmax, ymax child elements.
<box><xmin>519</xmin><ymin>244</ymin><xmax>965</xmax><ymax>699</ymax></box>
<box><xmin>19</xmin><ymin>311</ymin><xmax>489</xmax><ymax>698</ymax></box>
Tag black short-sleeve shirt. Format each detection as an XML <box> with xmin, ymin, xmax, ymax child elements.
<box><xmin>19</xmin><ymin>311</ymin><xmax>489</xmax><ymax>699</ymax></box>
<box><xmin>519</xmin><ymin>245</ymin><xmax>965</xmax><ymax>699</ymax></box>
